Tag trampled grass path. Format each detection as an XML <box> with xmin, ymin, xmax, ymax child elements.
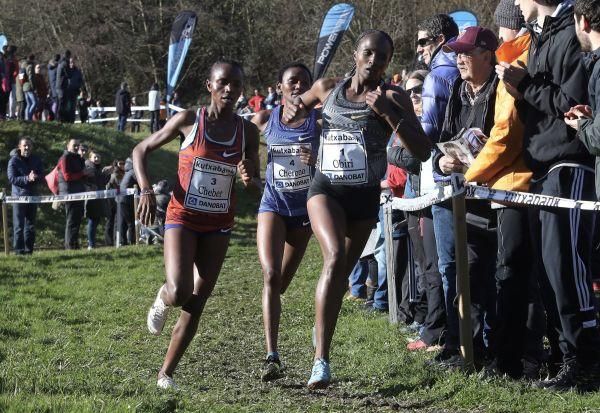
<box><xmin>1</xmin><ymin>212</ymin><xmax>600</xmax><ymax>412</ymax></box>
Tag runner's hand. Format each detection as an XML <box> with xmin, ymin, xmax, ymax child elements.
<box><xmin>282</xmin><ymin>96</ymin><xmax>306</xmax><ymax>123</ymax></box>
<box><xmin>365</xmin><ymin>86</ymin><xmax>391</xmax><ymax>118</ymax></box>
<box><xmin>237</xmin><ymin>159</ymin><xmax>254</xmax><ymax>185</ymax></box>
<box><xmin>299</xmin><ymin>146</ymin><xmax>316</xmax><ymax>166</ymax></box>
<box><xmin>137</xmin><ymin>193</ymin><xmax>156</xmax><ymax>226</ymax></box>
<box><xmin>439</xmin><ymin>155</ymin><xmax>466</xmax><ymax>175</ymax></box>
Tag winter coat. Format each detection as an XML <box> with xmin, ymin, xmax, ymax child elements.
<box><xmin>432</xmin><ymin>72</ymin><xmax>500</xmax><ymax>179</ymax></box>
<box><xmin>115</xmin><ymin>89</ymin><xmax>131</xmax><ymax>116</ymax></box>
<box><xmin>517</xmin><ymin>4</ymin><xmax>592</xmax><ymax>178</ymax></box>
<box><xmin>83</xmin><ymin>159</ymin><xmax>108</xmax><ymax>219</ymax></box>
<box><xmin>576</xmin><ymin>48</ymin><xmax>600</xmax><ymax>198</ymax></box>
<box><xmin>464</xmin><ymin>33</ymin><xmax>533</xmax><ymax>192</ymax></box>
<box><xmin>22</xmin><ymin>61</ymin><xmax>34</xmax><ymax>93</ymax></box>
<box><xmin>57</xmin><ymin>151</ymin><xmax>86</xmax><ymax>195</ymax></box>
<box><xmin>47</xmin><ymin>61</ymin><xmax>58</xmax><ymax>98</ymax></box>
<box><xmin>55</xmin><ymin>58</ymin><xmax>69</xmax><ymax>98</ymax></box>
<box><xmin>118</xmin><ymin>158</ymin><xmax>137</xmax><ymax>205</ymax></box>
<box><xmin>7</xmin><ymin>153</ymin><xmax>44</xmax><ymax>196</ymax></box>
<box><xmin>387</xmin><ymin>44</ymin><xmax>459</xmax><ymax>195</ymax></box>
<box><xmin>67</xmin><ymin>67</ymin><xmax>83</xmax><ymax>94</ymax></box>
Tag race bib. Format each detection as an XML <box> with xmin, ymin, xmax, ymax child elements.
<box><xmin>319</xmin><ymin>129</ymin><xmax>367</xmax><ymax>185</ymax></box>
<box><xmin>271</xmin><ymin>143</ymin><xmax>312</xmax><ymax>192</ymax></box>
<box><xmin>184</xmin><ymin>157</ymin><xmax>236</xmax><ymax>213</ymax></box>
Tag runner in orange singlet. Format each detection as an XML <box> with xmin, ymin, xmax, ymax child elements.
<box><xmin>133</xmin><ymin>60</ymin><xmax>260</xmax><ymax>390</ymax></box>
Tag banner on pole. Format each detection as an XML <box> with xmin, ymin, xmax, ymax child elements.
<box><xmin>313</xmin><ymin>3</ymin><xmax>355</xmax><ymax>80</ymax></box>
<box><xmin>167</xmin><ymin>10</ymin><xmax>197</xmax><ymax>102</ymax></box>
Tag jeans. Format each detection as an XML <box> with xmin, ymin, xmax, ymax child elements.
<box><xmin>87</xmin><ymin>218</ymin><xmax>100</xmax><ymax>248</ymax></box>
<box><xmin>116</xmin><ymin>201</ymin><xmax>135</xmax><ymax>245</ymax></box>
<box><xmin>150</xmin><ymin>110</ymin><xmax>160</xmax><ymax>132</ymax></box>
<box><xmin>12</xmin><ymin>203</ymin><xmax>37</xmax><ymax>254</ymax></box>
<box><xmin>117</xmin><ymin>115</ymin><xmax>127</xmax><ymax>132</ymax></box>
<box><xmin>24</xmin><ymin>91</ymin><xmax>37</xmax><ymax>121</ymax></box>
<box><xmin>104</xmin><ymin>199</ymin><xmax>117</xmax><ymax>246</ymax></box>
<box><xmin>349</xmin><ymin>259</ymin><xmax>369</xmax><ymax>299</ymax></box>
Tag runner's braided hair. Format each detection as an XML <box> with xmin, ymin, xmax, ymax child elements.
<box><xmin>347</xmin><ymin>30</ymin><xmax>394</xmax><ymax>79</ymax></box>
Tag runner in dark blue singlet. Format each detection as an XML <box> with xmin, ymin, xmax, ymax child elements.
<box><xmin>252</xmin><ymin>63</ymin><xmax>320</xmax><ymax>381</ymax></box>
<box><xmin>283</xmin><ymin>30</ymin><xmax>431</xmax><ymax>389</ymax></box>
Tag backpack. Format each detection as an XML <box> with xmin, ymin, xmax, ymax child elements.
<box><xmin>45</xmin><ymin>165</ymin><xmax>59</xmax><ymax>195</ymax></box>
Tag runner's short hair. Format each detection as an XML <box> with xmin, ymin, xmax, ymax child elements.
<box><xmin>277</xmin><ymin>62</ymin><xmax>313</xmax><ymax>83</ymax></box>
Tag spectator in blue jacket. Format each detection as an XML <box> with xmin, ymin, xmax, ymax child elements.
<box><xmin>7</xmin><ymin>137</ymin><xmax>44</xmax><ymax>254</ymax></box>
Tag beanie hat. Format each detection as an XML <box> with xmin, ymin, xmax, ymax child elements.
<box><xmin>494</xmin><ymin>0</ymin><xmax>525</xmax><ymax>30</ymax></box>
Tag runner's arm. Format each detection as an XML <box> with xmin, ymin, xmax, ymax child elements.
<box><xmin>283</xmin><ymin>78</ymin><xmax>338</xmax><ymax>122</ymax></box>
<box><xmin>251</xmin><ymin>109</ymin><xmax>272</xmax><ymax>134</ymax></box>
<box><xmin>133</xmin><ymin>110</ymin><xmax>195</xmax><ymax>225</ymax></box>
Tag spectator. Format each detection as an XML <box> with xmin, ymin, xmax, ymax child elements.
<box><xmin>47</xmin><ymin>54</ymin><xmax>60</xmax><ymax>120</ymax></box>
<box><xmin>235</xmin><ymin>92</ymin><xmax>250</xmax><ymax>114</ymax></box>
<box><xmin>57</xmin><ymin>138</ymin><xmax>88</xmax><ymax>249</ymax></box>
<box><xmin>78</xmin><ymin>143</ymin><xmax>89</xmax><ymax>159</ymax></box>
<box><xmin>89</xmin><ymin>99</ymin><xmax>106</xmax><ymax>123</ymax></box>
<box><xmin>22</xmin><ymin>54</ymin><xmax>36</xmax><ymax>121</ymax></box>
<box><xmin>130</xmin><ymin>96</ymin><xmax>143</xmax><ymax>133</ymax></box>
<box><xmin>56</xmin><ymin>50</ymin><xmax>71</xmax><ymax>122</ymax></box>
<box><xmin>15</xmin><ymin>58</ymin><xmax>26</xmax><ymax>120</ymax></box>
<box><xmin>248</xmin><ymin>88</ymin><xmax>265</xmax><ymax>112</ymax></box>
<box><xmin>388</xmin><ymin>14</ymin><xmax>459</xmax><ymax>352</ymax></box>
<box><xmin>7</xmin><ymin>137</ymin><xmax>44</xmax><ymax>254</ymax></box>
<box><xmin>430</xmin><ymin>26</ymin><xmax>500</xmax><ymax>368</ymax></box>
<box><xmin>84</xmin><ymin>150</ymin><xmax>108</xmax><ymax>249</ymax></box>
<box><xmin>148</xmin><ymin>83</ymin><xmax>161</xmax><ymax>133</ymax></box>
<box><xmin>6</xmin><ymin>45</ymin><xmax>18</xmax><ymax>119</ymax></box>
<box><xmin>499</xmin><ymin>0</ymin><xmax>600</xmax><ymax>391</ymax></box>
<box><xmin>104</xmin><ymin>159</ymin><xmax>125</xmax><ymax>246</ymax></box>
<box><xmin>404</xmin><ymin>70</ymin><xmax>427</xmax><ymax>117</ymax></box>
<box><xmin>391</xmin><ymin>73</ymin><xmax>403</xmax><ymax>86</ymax></box>
<box><xmin>0</xmin><ymin>46</ymin><xmax>7</xmax><ymax>120</ymax></box>
<box><xmin>263</xmin><ymin>86</ymin><xmax>277</xmax><ymax>109</ymax></box>
<box><xmin>116</xmin><ymin>157</ymin><xmax>137</xmax><ymax>246</ymax></box>
<box><xmin>464</xmin><ymin>0</ymin><xmax>544</xmax><ymax>380</ymax></box>
<box><xmin>115</xmin><ymin>82</ymin><xmax>131</xmax><ymax>132</ymax></box>
<box><xmin>168</xmin><ymin>90</ymin><xmax>181</xmax><ymax>117</ymax></box>
<box><xmin>33</xmin><ymin>64</ymin><xmax>48</xmax><ymax>121</ymax></box>
<box><xmin>77</xmin><ymin>90</ymin><xmax>91</xmax><ymax>123</ymax></box>
<box><xmin>66</xmin><ymin>56</ymin><xmax>84</xmax><ymax>122</ymax></box>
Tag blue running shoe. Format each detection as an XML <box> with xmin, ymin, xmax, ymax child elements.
<box><xmin>307</xmin><ymin>358</ymin><xmax>331</xmax><ymax>389</ymax></box>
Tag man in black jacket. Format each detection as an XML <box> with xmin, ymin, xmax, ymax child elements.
<box><xmin>500</xmin><ymin>0</ymin><xmax>600</xmax><ymax>391</ymax></box>
<box><xmin>7</xmin><ymin>138</ymin><xmax>44</xmax><ymax>254</ymax></box>
<box><xmin>115</xmin><ymin>82</ymin><xmax>131</xmax><ymax>132</ymax></box>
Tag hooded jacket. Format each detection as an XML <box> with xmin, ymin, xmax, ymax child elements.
<box><xmin>387</xmin><ymin>43</ymin><xmax>459</xmax><ymax>195</ymax></box>
<box><xmin>576</xmin><ymin>48</ymin><xmax>600</xmax><ymax>198</ymax></box>
<box><xmin>115</xmin><ymin>88</ymin><xmax>131</xmax><ymax>116</ymax></box>
<box><xmin>465</xmin><ymin>33</ymin><xmax>533</xmax><ymax>192</ymax></box>
<box><xmin>57</xmin><ymin>150</ymin><xmax>86</xmax><ymax>195</ymax></box>
<box><xmin>517</xmin><ymin>3</ymin><xmax>592</xmax><ymax>178</ymax></box>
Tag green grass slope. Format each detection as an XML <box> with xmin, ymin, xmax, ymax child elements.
<box><xmin>0</xmin><ymin>121</ymin><xmax>179</xmax><ymax>248</ymax></box>
<box><xmin>0</xmin><ymin>189</ymin><xmax>599</xmax><ymax>412</ymax></box>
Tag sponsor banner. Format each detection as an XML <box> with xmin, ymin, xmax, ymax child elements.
<box><xmin>313</xmin><ymin>3</ymin><xmax>355</xmax><ymax>80</ymax></box>
<box><xmin>167</xmin><ymin>10</ymin><xmax>197</xmax><ymax>101</ymax></box>
<box><xmin>271</xmin><ymin>143</ymin><xmax>313</xmax><ymax>192</ymax></box>
<box><xmin>184</xmin><ymin>157</ymin><xmax>236</xmax><ymax>213</ymax></box>
<box><xmin>2</xmin><ymin>189</ymin><xmax>137</xmax><ymax>204</ymax></box>
<box><xmin>319</xmin><ymin>129</ymin><xmax>368</xmax><ymax>185</ymax></box>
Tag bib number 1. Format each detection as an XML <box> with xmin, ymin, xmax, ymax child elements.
<box><xmin>319</xmin><ymin>129</ymin><xmax>367</xmax><ymax>185</ymax></box>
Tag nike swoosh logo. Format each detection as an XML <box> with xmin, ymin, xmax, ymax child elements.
<box><xmin>222</xmin><ymin>151</ymin><xmax>239</xmax><ymax>158</ymax></box>
<box><xmin>220</xmin><ymin>227</ymin><xmax>232</xmax><ymax>233</ymax></box>
<box><xmin>298</xmin><ymin>136</ymin><xmax>311</xmax><ymax>141</ymax></box>
<box><xmin>302</xmin><ymin>220</ymin><xmax>310</xmax><ymax>227</ymax></box>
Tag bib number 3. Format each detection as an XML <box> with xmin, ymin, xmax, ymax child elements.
<box><xmin>184</xmin><ymin>157</ymin><xmax>236</xmax><ymax>213</ymax></box>
<box><xmin>319</xmin><ymin>129</ymin><xmax>368</xmax><ymax>185</ymax></box>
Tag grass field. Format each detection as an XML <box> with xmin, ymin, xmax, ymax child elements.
<box><xmin>1</xmin><ymin>188</ymin><xmax>600</xmax><ymax>413</ymax></box>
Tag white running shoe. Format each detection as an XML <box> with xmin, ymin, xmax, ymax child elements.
<box><xmin>147</xmin><ymin>286</ymin><xmax>170</xmax><ymax>335</ymax></box>
<box><xmin>157</xmin><ymin>375</ymin><xmax>178</xmax><ymax>390</ymax></box>
<box><xmin>307</xmin><ymin>358</ymin><xmax>331</xmax><ymax>389</ymax></box>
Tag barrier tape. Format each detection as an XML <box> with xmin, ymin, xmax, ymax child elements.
<box><xmin>391</xmin><ymin>175</ymin><xmax>600</xmax><ymax>211</ymax></box>
<box><xmin>0</xmin><ymin>188</ymin><xmax>137</xmax><ymax>204</ymax></box>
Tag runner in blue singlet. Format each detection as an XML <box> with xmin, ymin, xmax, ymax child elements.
<box><xmin>252</xmin><ymin>63</ymin><xmax>320</xmax><ymax>381</ymax></box>
<box><xmin>283</xmin><ymin>30</ymin><xmax>431</xmax><ymax>389</ymax></box>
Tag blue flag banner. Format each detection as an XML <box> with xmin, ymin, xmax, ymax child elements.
<box><xmin>313</xmin><ymin>3</ymin><xmax>355</xmax><ymax>80</ymax></box>
<box><xmin>449</xmin><ymin>10</ymin><xmax>479</xmax><ymax>32</ymax></box>
<box><xmin>167</xmin><ymin>10</ymin><xmax>197</xmax><ymax>102</ymax></box>
<box><xmin>0</xmin><ymin>35</ymin><xmax>7</xmax><ymax>51</ymax></box>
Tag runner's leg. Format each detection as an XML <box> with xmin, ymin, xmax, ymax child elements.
<box><xmin>159</xmin><ymin>232</ymin><xmax>230</xmax><ymax>378</ymax></box>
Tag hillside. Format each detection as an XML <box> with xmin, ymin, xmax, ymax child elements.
<box><xmin>0</xmin><ymin>121</ymin><xmax>180</xmax><ymax>248</ymax></box>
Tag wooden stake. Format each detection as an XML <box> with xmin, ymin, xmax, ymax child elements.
<box><xmin>1</xmin><ymin>189</ymin><xmax>9</xmax><ymax>255</ymax></box>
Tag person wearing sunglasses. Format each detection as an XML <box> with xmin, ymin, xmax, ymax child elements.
<box><xmin>404</xmin><ymin>70</ymin><xmax>428</xmax><ymax>117</ymax></box>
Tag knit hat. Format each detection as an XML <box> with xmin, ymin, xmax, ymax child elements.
<box><xmin>494</xmin><ymin>0</ymin><xmax>525</xmax><ymax>30</ymax></box>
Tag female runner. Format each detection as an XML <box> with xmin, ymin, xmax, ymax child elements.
<box><xmin>283</xmin><ymin>30</ymin><xmax>431</xmax><ymax>389</ymax></box>
<box><xmin>134</xmin><ymin>60</ymin><xmax>261</xmax><ymax>389</ymax></box>
<box><xmin>252</xmin><ymin>62</ymin><xmax>320</xmax><ymax>381</ymax></box>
